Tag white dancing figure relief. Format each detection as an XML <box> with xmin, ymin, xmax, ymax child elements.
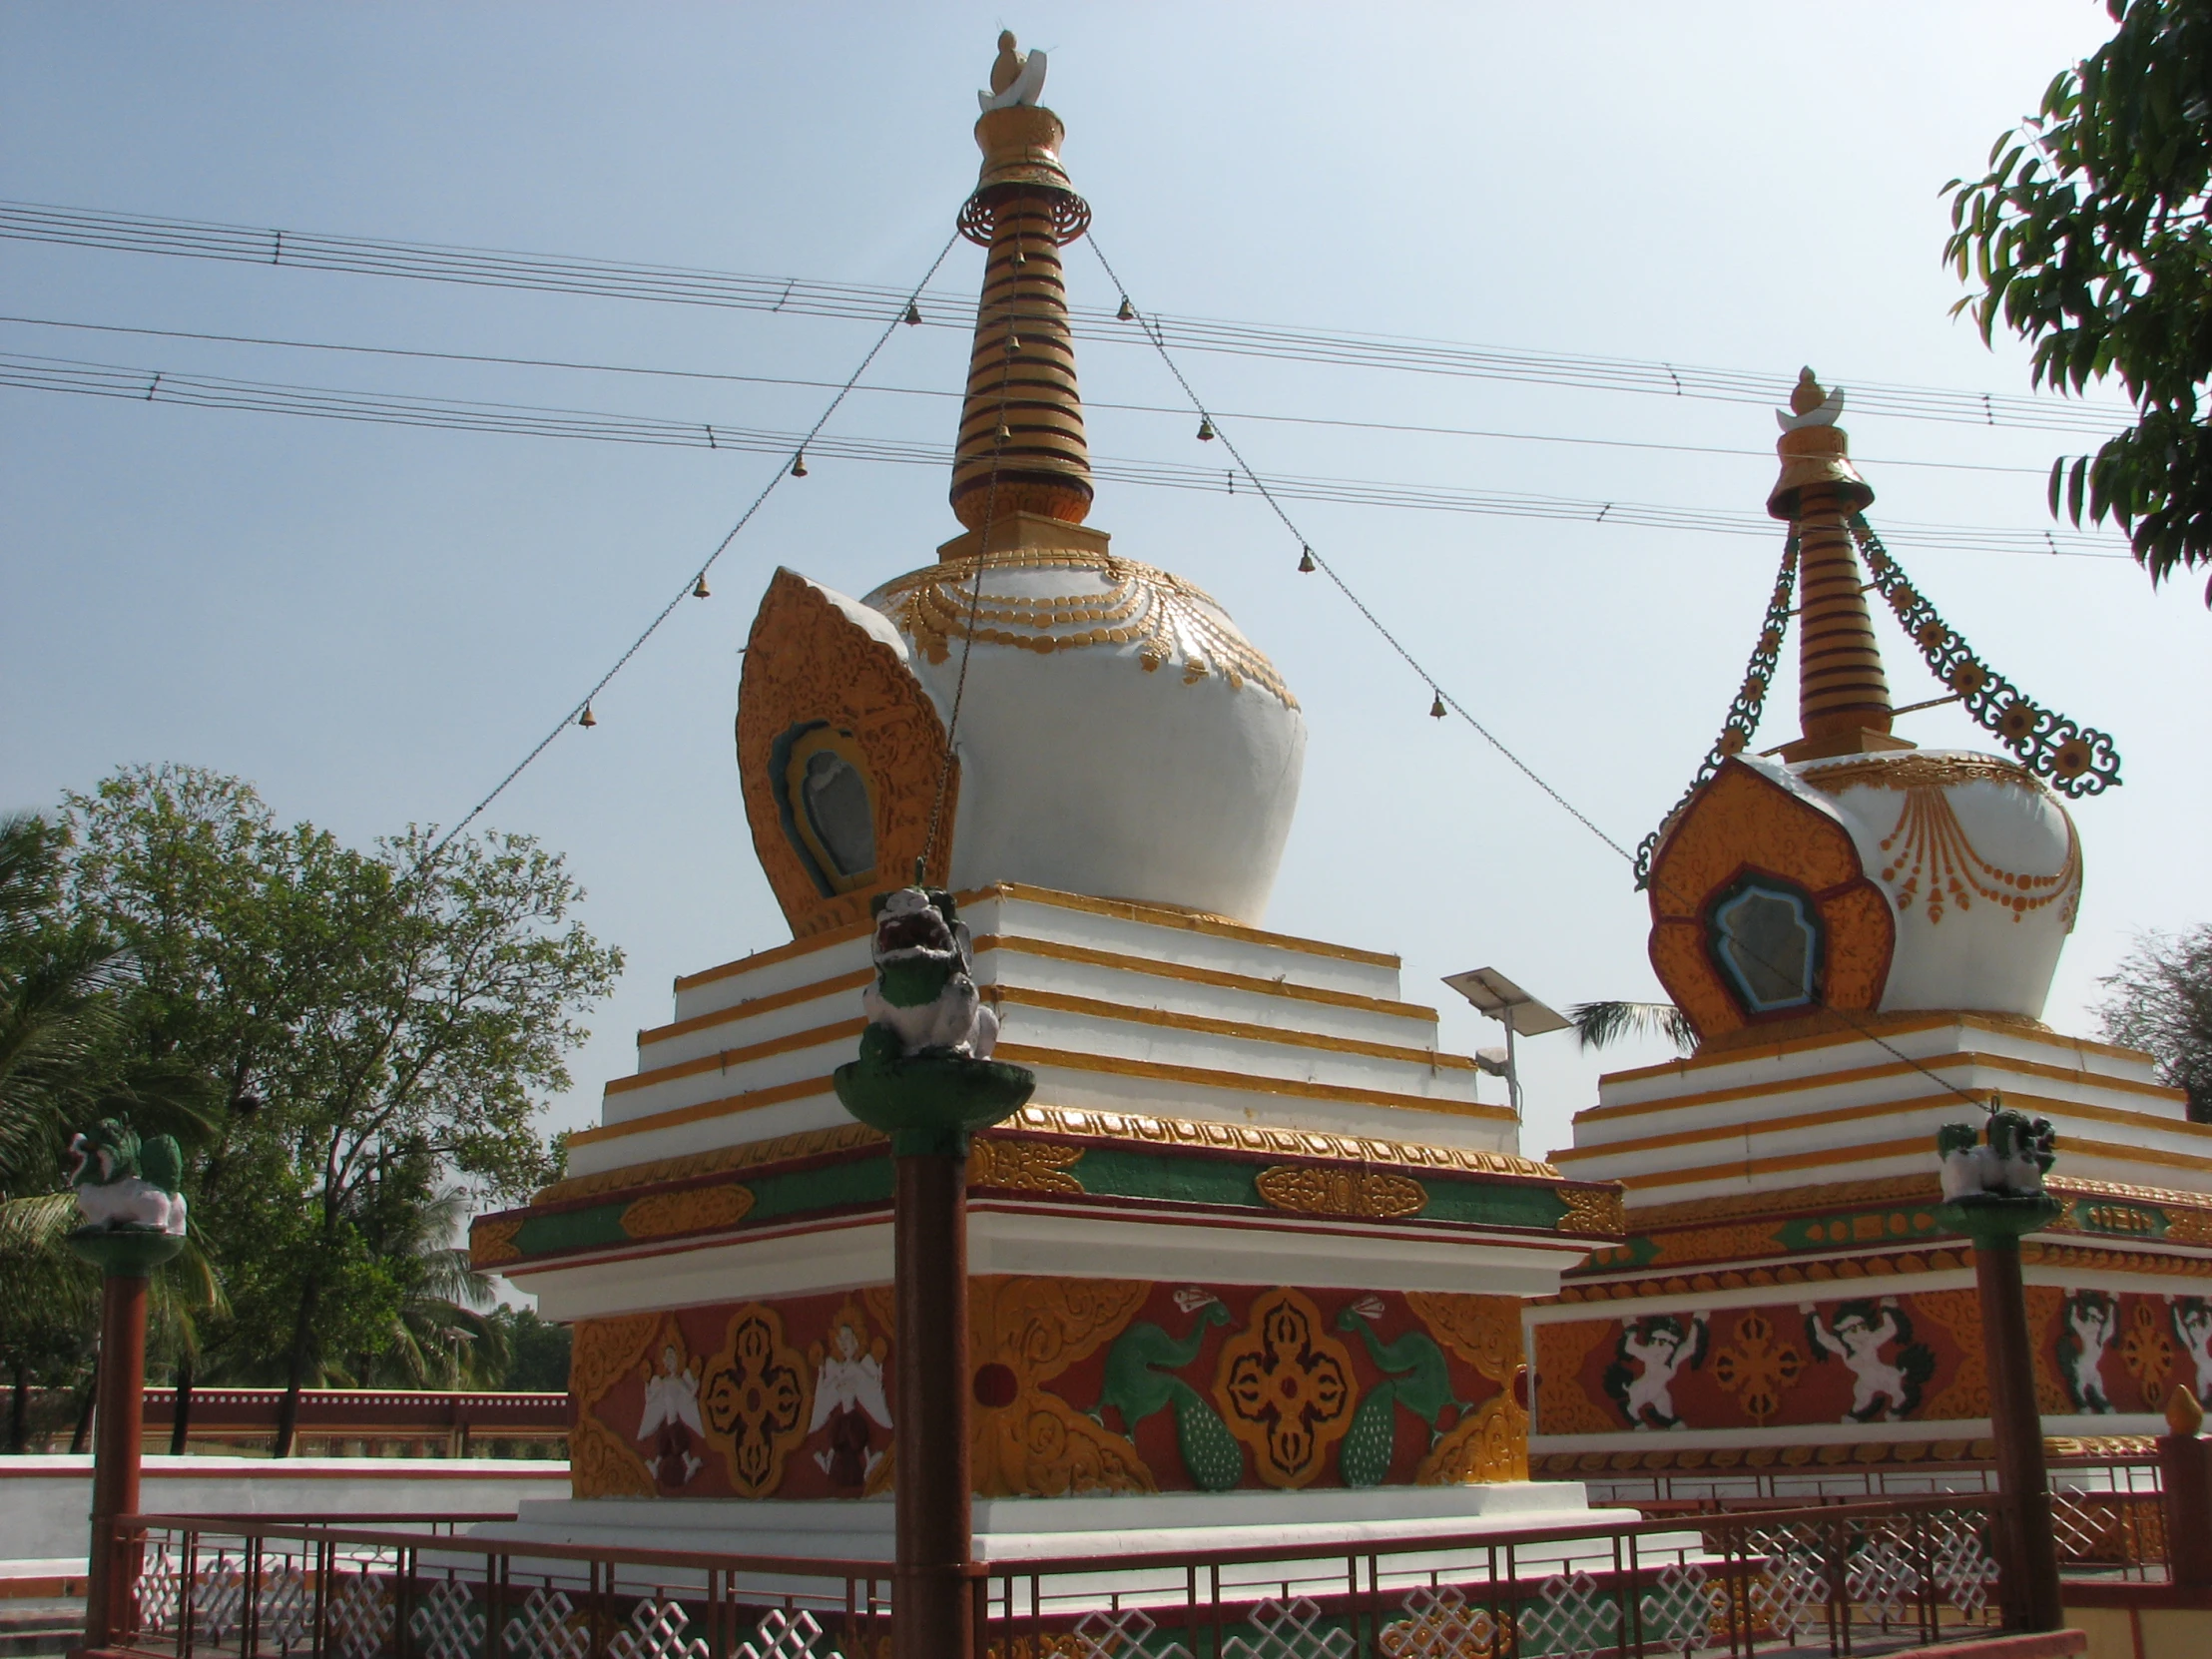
<box><xmin>2174</xmin><ymin>1299</ymin><xmax>2212</xmax><ymax>1401</ymax></box>
<box><xmin>1801</xmin><ymin>1298</ymin><xmax>1934</xmax><ymax>1422</ymax></box>
<box><xmin>2060</xmin><ymin>1291</ymin><xmax>2118</xmax><ymax>1413</ymax></box>
<box><xmin>637</xmin><ymin>1344</ymin><xmax>706</xmax><ymax>1485</ymax></box>
<box><xmin>1604</xmin><ymin>1313</ymin><xmax>1708</xmax><ymax>1429</ymax></box>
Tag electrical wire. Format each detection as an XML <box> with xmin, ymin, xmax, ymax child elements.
<box><xmin>425</xmin><ymin>227</ymin><xmax>962</xmax><ymax>853</ymax></box>
<box><xmin>1088</xmin><ymin>234</ymin><xmax>1996</xmax><ymax>1114</ymax></box>
<box><xmin>0</xmin><ymin>312</ymin><xmax>2059</xmax><ymax>480</ymax></box>
<box><xmin>0</xmin><ymin>350</ymin><xmax>2131</xmax><ymax>561</ymax></box>
<box><xmin>0</xmin><ymin>199</ymin><xmax>2132</xmax><ymax>436</ymax></box>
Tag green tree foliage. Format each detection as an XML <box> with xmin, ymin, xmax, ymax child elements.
<box><xmin>2099</xmin><ymin>925</ymin><xmax>2212</xmax><ymax>1121</ymax></box>
<box><xmin>0</xmin><ymin>765</ymin><xmax>620</xmax><ymax>1453</ymax></box>
<box><xmin>487</xmin><ymin>1306</ymin><xmax>571</xmax><ymax>1391</ymax></box>
<box><xmin>1944</xmin><ymin>0</ymin><xmax>2212</xmax><ymax>602</ymax></box>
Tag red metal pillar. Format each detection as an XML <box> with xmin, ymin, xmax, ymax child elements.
<box><xmin>79</xmin><ymin>1271</ymin><xmax>151</xmax><ymax>1656</ymax></box>
<box><xmin>1972</xmin><ymin>1236</ymin><xmax>2062</xmax><ymax>1631</ymax></box>
<box><xmin>892</xmin><ymin>1152</ymin><xmax>973</xmax><ymax>1659</ymax></box>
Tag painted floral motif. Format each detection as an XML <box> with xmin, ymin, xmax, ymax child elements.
<box><xmin>1213</xmin><ymin>1288</ymin><xmax>1358</xmax><ymax>1487</ymax></box>
<box><xmin>1709</xmin><ymin>1312</ymin><xmax>1803</xmax><ymax>1425</ymax></box>
<box><xmin>702</xmin><ymin>1306</ymin><xmax>811</xmax><ymax>1496</ymax></box>
<box><xmin>2119</xmin><ymin>1299</ymin><xmax>2174</xmax><ymax>1410</ymax></box>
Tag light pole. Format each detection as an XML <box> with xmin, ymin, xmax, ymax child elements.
<box><xmin>63</xmin><ymin>1122</ymin><xmax>189</xmax><ymax>1659</ymax></box>
<box><xmin>1935</xmin><ymin>1101</ymin><xmax>2062</xmax><ymax>1632</ymax></box>
<box><xmin>834</xmin><ymin>888</ymin><xmax>1032</xmax><ymax>1659</ymax></box>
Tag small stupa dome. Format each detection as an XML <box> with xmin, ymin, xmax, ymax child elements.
<box><xmin>1640</xmin><ymin>372</ymin><xmax>2114</xmax><ymax>1046</ymax></box>
<box><xmin>1761</xmin><ymin>750</ymin><xmax>2078</xmax><ymax>1019</ymax></box>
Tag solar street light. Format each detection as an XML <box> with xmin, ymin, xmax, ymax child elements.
<box><xmin>1443</xmin><ymin>966</ymin><xmax>1568</xmax><ymax>1118</ymax></box>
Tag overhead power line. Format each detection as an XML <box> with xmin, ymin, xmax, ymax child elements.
<box><xmin>427</xmin><ymin>228</ymin><xmax>961</xmax><ymax>847</ymax></box>
<box><xmin>0</xmin><ymin>199</ymin><xmax>2132</xmax><ymax>436</ymax></box>
<box><xmin>0</xmin><ymin>313</ymin><xmax>2057</xmax><ymax>479</ymax></box>
<box><xmin>0</xmin><ymin>349</ymin><xmax>2128</xmax><ymax>561</ymax></box>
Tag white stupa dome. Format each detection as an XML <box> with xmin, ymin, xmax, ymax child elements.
<box><xmin>1778</xmin><ymin>750</ymin><xmax>2080</xmax><ymax>1019</ymax></box>
<box><xmin>861</xmin><ymin>539</ymin><xmax>1306</xmax><ymax>924</ymax></box>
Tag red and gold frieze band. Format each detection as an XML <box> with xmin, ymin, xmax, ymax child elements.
<box><xmin>566</xmin><ymin>1278</ymin><xmax>1527</xmax><ymax>1500</ymax></box>
<box><xmin>1534</xmin><ymin>1283</ymin><xmax>2212</xmax><ymax>1438</ymax></box>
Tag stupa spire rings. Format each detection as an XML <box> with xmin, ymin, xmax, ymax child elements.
<box><xmin>950</xmin><ymin>32</ymin><xmax>1095</xmax><ymax>529</ymax></box>
<box><xmin>1768</xmin><ymin>369</ymin><xmax>1900</xmax><ymax>762</ymax></box>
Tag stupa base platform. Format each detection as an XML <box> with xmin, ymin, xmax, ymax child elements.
<box><xmin>473</xmin><ymin>1481</ymin><xmax>1620</xmax><ymax>1564</ymax></box>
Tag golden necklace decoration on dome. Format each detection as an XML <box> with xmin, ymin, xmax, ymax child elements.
<box><xmin>871</xmin><ymin>549</ymin><xmax>1298</xmax><ymax>709</ymax></box>
<box><xmin>1867</xmin><ymin>779</ymin><xmax>2081</xmax><ymax>927</ymax></box>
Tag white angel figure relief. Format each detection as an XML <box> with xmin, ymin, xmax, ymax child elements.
<box><xmin>637</xmin><ymin>1344</ymin><xmax>705</xmax><ymax>1485</ymax></box>
<box><xmin>810</xmin><ymin>1318</ymin><xmax>892</xmax><ymax>1486</ymax></box>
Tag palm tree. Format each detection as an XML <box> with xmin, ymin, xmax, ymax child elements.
<box><xmin>0</xmin><ymin>814</ymin><xmax>130</xmax><ymax>1189</ymax></box>
<box><xmin>1568</xmin><ymin>999</ymin><xmax>1698</xmax><ymax>1054</ymax></box>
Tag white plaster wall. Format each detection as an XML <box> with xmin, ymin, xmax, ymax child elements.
<box><xmin>0</xmin><ymin>1456</ymin><xmax>565</xmax><ymax>1564</ymax></box>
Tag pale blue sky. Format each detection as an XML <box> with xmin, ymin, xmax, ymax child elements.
<box><xmin>5</xmin><ymin>4</ymin><xmax>2201</xmax><ymax>1203</ymax></box>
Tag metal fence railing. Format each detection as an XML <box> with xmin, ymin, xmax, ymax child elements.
<box><xmin>104</xmin><ymin>1495</ymin><xmax>2036</xmax><ymax>1659</ymax></box>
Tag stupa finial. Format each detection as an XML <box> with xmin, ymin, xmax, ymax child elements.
<box><xmin>981</xmin><ymin>31</ymin><xmax>1045</xmax><ymax>108</ymax></box>
<box><xmin>949</xmin><ymin>34</ymin><xmax>1095</xmax><ymax>534</ymax></box>
<box><xmin>1767</xmin><ymin>366</ymin><xmax>1905</xmax><ymax>762</ymax></box>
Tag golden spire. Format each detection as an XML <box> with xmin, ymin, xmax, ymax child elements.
<box><xmin>948</xmin><ymin>32</ymin><xmax>1095</xmax><ymax>532</ymax></box>
<box><xmin>1768</xmin><ymin>368</ymin><xmax>1910</xmax><ymax>763</ymax></box>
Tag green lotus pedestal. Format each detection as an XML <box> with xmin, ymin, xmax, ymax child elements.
<box><xmin>1938</xmin><ymin>1193</ymin><xmax>2064</xmax><ymax>1632</ymax></box>
<box><xmin>834</xmin><ymin>1030</ymin><xmax>1033</xmax><ymax>1659</ymax></box>
<box><xmin>65</xmin><ymin>1226</ymin><xmax>186</xmax><ymax>1659</ymax></box>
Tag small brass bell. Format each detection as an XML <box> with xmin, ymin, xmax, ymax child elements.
<box><xmin>1196</xmin><ymin>417</ymin><xmax>1216</xmax><ymax>442</ymax></box>
<box><xmin>692</xmin><ymin>573</ymin><xmax>711</xmax><ymax>599</ymax></box>
<box><xmin>791</xmin><ymin>453</ymin><xmax>809</xmax><ymax>477</ymax></box>
<box><xmin>996</xmin><ymin>422</ymin><xmax>1012</xmax><ymax>441</ymax></box>
<box><xmin>903</xmin><ymin>301</ymin><xmax>921</xmax><ymax>326</ymax></box>
<box><xmin>1012</xmin><ymin>244</ymin><xmax>1027</xmax><ymax>267</ymax></box>
<box><xmin>1298</xmin><ymin>546</ymin><xmax>1316</xmax><ymax>574</ymax></box>
<box><xmin>1428</xmin><ymin>691</ymin><xmax>1447</xmax><ymax>720</ymax></box>
<box><xmin>1116</xmin><ymin>296</ymin><xmax>1135</xmax><ymax>321</ymax></box>
<box><xmin>578</xmin><ymin>705</ymin><xmax>598</xmax><ymax>729</ymax></box>
<box><xmin>1007</xmin><ymin>333</ymin><xmax>1022</xmax><ymax>353</ymax></box>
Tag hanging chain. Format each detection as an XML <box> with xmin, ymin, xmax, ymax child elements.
<box><xmin>1849</xmin><ymin>514</ymin><xmax>2121</xmax><ymax>798</ymax></box>
<box><xmin>1632</xmin><ymin>532</ymin><xmax>1801</xmax><ymax>888</ymax></box>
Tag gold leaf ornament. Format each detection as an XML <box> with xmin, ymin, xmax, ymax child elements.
<box><xmin>1254</xmin><ymin>1164</ymin><xmax>1426</xmax><ymax>1219</ymax></box>
<box><xmin>620</xmin><ymin>1184</ymin><xmax>756</xmax><ymax>1240</ymax></box>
